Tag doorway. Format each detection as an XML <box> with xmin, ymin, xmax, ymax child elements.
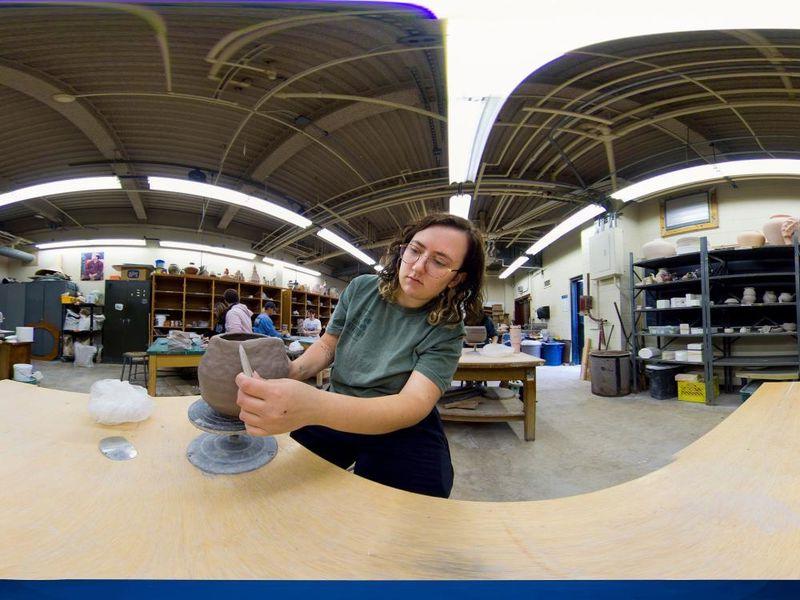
<box><xmin>570</xmin><ymin>277</ymin><xmax>584</xmax><ymax>365</ymax></box>
<box><xmin>514</xmin><ymin>294</ymin><xmax>530</xmax><ymax>326</ymax></box>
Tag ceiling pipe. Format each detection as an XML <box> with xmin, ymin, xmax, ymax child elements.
<box><xmin>0</xmin><ymin>246</ymin><xmax>35</xmax><ymax>263</ymax></box>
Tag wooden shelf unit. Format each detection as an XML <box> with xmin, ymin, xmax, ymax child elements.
<box><xmin>289</xmin><ymin>289</ymin><xmax>339</xmax><ymax>335</ymax></box>
<box><xmin>150</xmin><ymin>274</ymin><xmax>292</xmax><ymax>341</ymax></box>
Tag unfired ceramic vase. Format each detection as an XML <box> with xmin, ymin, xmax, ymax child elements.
<box><xmin>736</xmin><ymin>231</ymin><xmax>766</xmax><ymax>248</ymax></box>
<box><xmin>763</xmin><ymin>214</ymin><xmax>799</xmax><ymax>245</ymax></box>
<box><xmin>763</xmin><ymin>291</ymin><xmax>777</xmax><ymax>304</ymax></box>
<box><xmin>197</xmin><ymin>333</ymin><xmax>290</xmax><ymax>417</ymax></box>
<box><xmin>641</xmin><ymin>238</ymin><xmax>677</xmax><ymax>260</ymax></box>
<box><xmin>779</xmin><ymin>292</ymin><xmax>795</xmax><ymax>303</ymax></box>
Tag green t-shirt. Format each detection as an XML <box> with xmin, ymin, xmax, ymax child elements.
<box><xmin>326</xmin><ymin>275</ymin><xmax>465</xmax><ymax>398</ymax></box>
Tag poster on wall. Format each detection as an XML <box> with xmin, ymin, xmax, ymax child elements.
<box><xmin>81</xmin><ymin>251</ymin><xmax>104</xmax><ymax>280</ymax></box>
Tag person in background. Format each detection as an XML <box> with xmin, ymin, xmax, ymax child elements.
<box><xmin>301</xmin><ymin>309</ymin><xmax>321</xmax><ymax>337</ymax></box>
<box><xmin>224</xmin><ymin>288</ymin><xmax>253</xmax><ymax>334</ymax></box>
<box><xmin>464</xmin><ymin>310</ymin><xmax>498</xmax><ymax>345</ymax></box>
<box><xmin>253</xmin><ymin>301</ymin><xmax>282</xmax><ymax>338</ymax></box>
<box><xmin>213</xmin><ymin>298</ymin><xmax>231</xmax><ymax>334</ymax></box>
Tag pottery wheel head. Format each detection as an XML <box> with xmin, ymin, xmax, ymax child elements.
<box><xmin>197</xmin><ymin>334</ymin><xmax>290</xmax><ymax>418</ymax></box>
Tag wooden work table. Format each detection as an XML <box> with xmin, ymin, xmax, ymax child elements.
<box><xmin>1</xmin><ymin>379</ymin><xmax>799</xmax><ymax>579</ymax></box>
<box><xmin>441</xmin><ymin>349</ymin><xmax>544</xmax><ymax>441</ymax></box>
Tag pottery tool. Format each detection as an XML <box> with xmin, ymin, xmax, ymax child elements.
<box><xmin>239</xmin><ymin>344</ymin><xmax>253</xmax><ymax>377</ymax></box>
<box><xmin>99</xmin><ymin>436</ymin><xmax>137</xmax><ymax>461</ymax></box>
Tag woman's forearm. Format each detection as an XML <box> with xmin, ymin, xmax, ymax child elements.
<box><xmin>289</xmin><ymin>333</ymin><xmax>337</xmax><ymax>380</ymax></box>
<box><xmin>314</xmin><ymin>388</ymin><xmax>432</xmax><ymax>434</ymax></box>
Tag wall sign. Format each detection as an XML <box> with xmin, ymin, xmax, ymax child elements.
<box><xmin>660</xmin><ymin>189</ymin><xmax>718</xmax><ymax>237</ymax></box>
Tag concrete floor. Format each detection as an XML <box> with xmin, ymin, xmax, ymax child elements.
<box><xmin>31</xmin><ymin>360</ymin><xmax>738</xmax><ymax>502</ymax></box>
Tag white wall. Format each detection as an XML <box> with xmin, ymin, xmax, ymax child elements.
<box><xmin>0</xmin><ymin>255</ymin><xmax>10</xmax><ymax>279</ymax></box>
<box><xmin>484</xmin><ymin>274</ymin><xmax>515</xmax><ymax>315</ymax></box>
<box><xmin>2</xmin><ymin>245</ymin><xmax>346</xmax><ymax>297</ymax></box>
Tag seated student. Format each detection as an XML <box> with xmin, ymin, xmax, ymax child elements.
<box><xmin>223</xmin><ymin>289</ymin><xmax>253</xmax><ymax>334</ymax></box>
<box><xmin>253</xmin><ymin>302</ymin><xmax>282</xmax><ymax>338</ymax></box>
<box><xmin>301</xmin><ymin>309</ymin><xmax>322</xmax><ymax>337</ymax></box>
<box><xmin>464</xmin><ymin>311</ymin><xmax>498</xmax><ymax>345</ymax></box>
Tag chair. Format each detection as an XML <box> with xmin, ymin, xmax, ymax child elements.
<box><xmin>121</xmin><ymin>351</ymin><xmax>149</xmax><ymax>386</ymax></box>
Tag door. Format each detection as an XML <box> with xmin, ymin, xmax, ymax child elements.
<box><xmin>570</xmin><ymin>277</ymin><xmax>584</xmax><ymax>365</ymax></box>
<box><xmin>514</xmin><ymin>295</ymin><xmax>530</xmax><ymax>326</ymax></box>
<box><xmin>103</xmin><ymin>281</ymin><xmax>151</xmax><ymax>362</ymax></box>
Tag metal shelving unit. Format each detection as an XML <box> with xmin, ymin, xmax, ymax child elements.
<box><xmin>630</xmin><ymin>236</ymin><xmax>800</xmax><ymax>404</ymax></box>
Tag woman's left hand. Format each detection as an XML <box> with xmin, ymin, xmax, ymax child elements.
<box><xmin>234</xmin><ymin>372</ymin><xmax>320</xmax><ymax>436</ymax></box>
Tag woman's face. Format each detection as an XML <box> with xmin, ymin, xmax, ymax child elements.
<box><xmin>397</xmin><ymin>225</ymin><xmax>469</xmax><ymax>308</ymax></box>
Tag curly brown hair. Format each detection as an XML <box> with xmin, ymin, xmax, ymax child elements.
<box><xmin>376</xmin><ymin>213</ymin><xmax>486</xmax><ymax>326</ymax></box>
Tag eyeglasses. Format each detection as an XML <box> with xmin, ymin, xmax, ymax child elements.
<box><xmin>399</xmin><ymin>244</ymin><xmax>461</xmax><ymax>279</ymax></box>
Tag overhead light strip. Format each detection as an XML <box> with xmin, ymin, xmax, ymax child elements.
<box><xmin>611</xmin><ymin>159</ymin><xmax>800</xmax><ymax>202</ymax></box>
<box><xmin>316</xmin><ymin>228</ymin><xmax>376</xmax><ymax>266</ymax></box>
<box><xmin>36</xmin><ymin>238</ymin><xmax>145</xmax><ymax>250</ymax></box>
<box><xmin>448</xmin><ymin>193</ymin><xmax>472</xmax><ymax>220</ymax></box>
<box><xmin>159</xmin><ymin>240</ymin><xmax>256</xmax><ymax>260</ymax></box>
<box><xmin>525</xmin><ymin>204</ymin><xmax>606</xmax><ymax>257</ymax></box>
<box><xmin>0</xmin><ymin>177</ymin><xmax>122</xmax><ymax>209</ymax></box>
<box><xmin>262</xmin><ymin>256</ymin><xmax>321</xmax><ymax>277</ymax></box>
<box><xmin>147</xmin><ymin>177</ymin><xmax>312</xmax><ymax>229</ymax></box>
<box><xmin>499</xmin><ymin>256</ymin><xmax>529</xmax><ymax>280</ymax></box>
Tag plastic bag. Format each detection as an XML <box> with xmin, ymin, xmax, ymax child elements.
<box><xmin>480</xmin><ymin>343</ymin><xmax>514</xmax><ymax>357</ymax></box>
<box><xmin>63</xmin><ymin>309</ymin><xmax>80</xmax><ymax>331</ymax></box>
<box><xmin>288</xmin><ymin>341</ymin><xmax>304</xmax><ymax>353</ymax></box>
<box><xmin>88</xmin><ymin>379</ymin><xmax>155</xmax><ymax>424</ymax></box>
<box><xmin>73</xmin><ymin>342</ymin><xmax>97</xmax><ymax>367</ymax></box>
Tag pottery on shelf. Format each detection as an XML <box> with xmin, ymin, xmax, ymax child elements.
<box><xmin>675</xmin><ymin>236</ymin><xmax>701</xmax><ymax>255</ymax></box>
<box><xmin>198</xmin><ymin>265</ymin><xmax>208</xmax><ymax>276</ymax></box>
<box><xmin>168</xmin><ymin>263</ymin><xmax>180</xmax><ymax>275</ymax></box>
<box><xmin>779</xmin><ymin>292</ymin><xmax>795</xmax><ymax>303</ymax></box>
<box><xmin>250</xmin><ymin>265</ymin><xmax>260</xmax><ymax>283</ymax></box>
<box><xmin>184</xmin><ymin>262</ymin><xmax>199</xmax><ymax>275</ymax></box>
<box><xmin>234</xmin><ymin>270</ymin><xmax>245</xmax><ymax>282</ymax></box>
<box><xmin>763</xmin><ymin>214</ymin><xmax>799</xmax><ymax>245</ymax></box>
<box><xmin>654</xmin><ymin>268</ymin><xmax>673</xmax><ymax>283</ymax></box>
<box><xmin>641</xmin><ymin>238</ymin><xmax>677</xmax><ymax>260</ymax></box>
<box><xmin>736</xmin><ymin>231</ymin><xmax>766</xmax><ymax>248</ymax></box>
<box><xmin>763</xmin><ymin>291</ymin><xmax>777</xmax><ymax>304</ymax></box>
<box><xmin>782</xmin><ymin>322</ymin><xmax>797</xmax><ymax>332</ymax></box>
<box><xmin>197</xmin><ymin>334</ymin><xmax>290</xmax><ymax>418</ymax></box>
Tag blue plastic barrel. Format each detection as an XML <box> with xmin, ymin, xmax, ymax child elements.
<box><xmin>541</xmin><ymin>342</ymin><xmax>565</xmax><ymax>366</ymax></box>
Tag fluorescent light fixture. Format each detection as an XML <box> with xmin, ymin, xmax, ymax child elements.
<box><xmin>611</xmin><ymin>159</ymin><xmax>800</xmax><ymax>202</ymax></box>
<box><xmin>316</xmin><ymin>228</ymin><xmax>375</xmax><ymax>266</ymax></box>
<box><xmin>0</xmin><ymin>177</ymin><xmax>121</xmax><ymax>209</ymax></box>
<box><xmin>159</xmin><ymin>240</ymin><xmax>256</xmax><ymax>260</ymax></box>
<box><xmin>373</xmin><ymin>264</ymin><xmax>384</xmax><ymax>272</ymax></box>
<box><xmin>262</xmin><ymin>256</ymin><xmax>321</xmax><ymax>277</ymax></box>
<box><xmin>525</xmin><ymin>204</ymin><xmax>606</xmax><ymax>256</ymax></box>
<box><xmin>148</xmin><ymin>177</ymin><xmax>312</xmax><ymax>228</ymax></box>
<box><xmin>449</xmin><ymin>194</ymin><xmax>472</xmax><ymax>219</ymax></box>
<box><xmin>499</xmin><ymin>256</ymin><xmax>529</xmax><ymax>280</ymax></box>
<box><xmin>36</xmin><ymin>238</ymin><xmax>145</xmax><ymax>250</ymax></box>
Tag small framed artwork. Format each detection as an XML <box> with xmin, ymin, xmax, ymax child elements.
<box><xmin>660</xmin><ymin>189</ymin><xmax>718</xmax><ymax>237</ymax></box>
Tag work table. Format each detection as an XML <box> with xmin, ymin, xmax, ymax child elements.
<box><xmin>1</xmin><ymin>380</ymin><xmax>798</xmax><ymax>579</ymax></box>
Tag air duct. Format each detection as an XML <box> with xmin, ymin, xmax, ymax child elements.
<box><xmin>0</xmin><ymin>246</ymin><xmax>35</xmax><ymax>263</ymax></box>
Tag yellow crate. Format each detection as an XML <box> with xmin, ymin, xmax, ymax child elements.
<box><xmin>677</xmin><ymin>379</ymin><xmax>719</xmax><ymax>403</ymax></box>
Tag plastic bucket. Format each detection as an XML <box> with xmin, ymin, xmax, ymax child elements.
<box><xmin>521</xmin><ymin>340</ymin><xmax>542</xmax><ymax>358</ymax></box>
<box><xmin>645</xmin><ymin>364</ymin><xmax>683</xmax><ymax>399</ymax></box>
<box><xmin>541</xmin><ymin>342</ymin><xmax>565</xmax><ymax>366</ymax></box>
<box><xmin>13</xmin><ymin>363</ymin><xmax>33</xmax><ymax>381</ymax></box>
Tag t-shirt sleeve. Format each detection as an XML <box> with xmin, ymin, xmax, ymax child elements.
<box><xmin>413</xmin><ymin>325</ymin><xmax>465</xmax><ymax>394</ymax></box>
<box><xmin>325</xmin><ymin>277</ymin><xmax>357</xmax><ymax>336</ymax></box>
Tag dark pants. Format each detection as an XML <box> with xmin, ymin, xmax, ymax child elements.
<box><xmin>290</xmin><ymin>409</ymin><xmax>454</xmax><ymax>498</ymax></box>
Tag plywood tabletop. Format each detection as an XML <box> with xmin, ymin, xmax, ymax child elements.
<box><xmin>1</xmin><ymin>379</ymin><xmax>798</xmax><ymax>579</ymax></box>
<box><xmin>458</xmin><ymin>348</ymin><xmax>545</xmax><ymax>367</ymax></box>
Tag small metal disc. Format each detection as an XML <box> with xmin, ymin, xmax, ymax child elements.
<box><xmin>188</xmin><ymin>398</ymin><xmax>245</xmax><ymax>434</ymax></box>
<box><xmin>99</xmin><ymin>436</ymin><xmax>138</xmax><ymax>461</ymax></box>
<box><xmin>186</xmin><ymin>433</ymin><xmax>278</xmax><ymax>475</ymax></box>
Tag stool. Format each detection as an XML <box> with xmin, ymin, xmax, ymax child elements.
<box><xmin>121</xmin><ymin>351</ymin><xmax>149</xmax><ymax>386</ymax></box>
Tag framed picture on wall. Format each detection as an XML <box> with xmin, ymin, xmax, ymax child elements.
<box><xmin>81</xmin><ymin>251</ymin><xmax>104</xmax><ymax>280</ymax></box>
<box><xmin>660</xmin><ymin>189</ymin><xmax>718</xmax><ymax>237</ymax></box>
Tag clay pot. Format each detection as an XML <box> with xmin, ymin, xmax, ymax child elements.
<box><xmin>642</xmin><ymin>238</ymin><xmax>676</xmax><ymax>260</ymax></box>
<box><xmin>197</xmin><ymin>334</ymin><xmax>290</xmax><ymax>417</ymax></box>
<box><xmin>168</xmin><ymin>263</ymin><xmax>180</xmax><ymax>274</ymax></box>
<box><xmin>736</xmin><ymin>231</ymin><xmax>766</xmax><ymax>248</ymax></box>
<box><xmin>779</xmin><ymin>292</ymin><xmax>795</xmax><ymax>303</ymax></box>
<box><xmin>763</xmin><ymin>214</ymin><xmax>799</xmax><ymax>245</ymax></box>
<box><xmin>763</xmin><ymin>291</ymin><xmax>777</xmax><ymax>304</ymax></box>
<box><xmin>184</xmin><ymin>262</ymin><xmax>199</xmax><ymax>275</ymax></box>
<box><xmin>782</xmin><ymin>322</ymin><xmax>797</xmax><ymax>332</ymax></box>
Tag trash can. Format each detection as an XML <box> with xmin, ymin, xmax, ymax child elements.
<box><xmin>645</xmin><ymin>364</ymin><xmax>684</xmax><ymax>399</ymax></box>
<box><xmin>589</xmin><ymin>350</ymin><xmax>631</xmax><ymax>396</ymax></box>
<box><xmin>541</xmin><ymin>342</ymin><xmax>565</xmax><ymax>366</ymax></box>
<box><xmin>521</xmin><ymin>340</ymin><xmax>542</xmax><ymax>358</ymax></box>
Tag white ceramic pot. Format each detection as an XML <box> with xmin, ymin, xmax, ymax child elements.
<box><xmin>782</xmin><ymin>322</ymin><xmax>797</xmax><ymax>332</ymax></box>
<box><xmin>763</xmin><ymin>214</ymin><xmax>799</xmax><ymax>245</ymax></box>
<box><xmin>763</xmin><ymin>291</ymin><xmax>777</xmax><ymax>304</ymax></box>
<box><xmin>779</xmin><ymin>292</ymin><xmax>795</xmax><ymax>303</ymax></box>
<box><xmin>675</xmin><ymin>236</ymin><xmax>701</xmax><ymax>255</ymax></box>
<box><xmin>642</xmin><ymin>238</ymin><xmax>676</xmax><ymax>260</ymax></box>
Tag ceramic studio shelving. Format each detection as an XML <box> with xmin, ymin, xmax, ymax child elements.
<box><xmin>629</xmin><ymin>236</ymin><xmax>800</xmax><ymax>404</ymax></box>
<box><xmin>289</xmin><ymin>288</ymin><xmax>339</xmax><ymax>335</ymax></box>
